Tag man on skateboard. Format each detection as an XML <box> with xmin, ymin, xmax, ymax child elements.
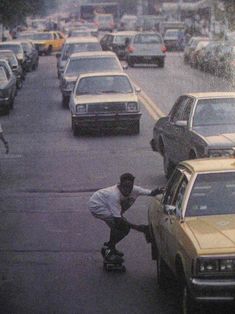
<box><xmin>88</xmin><ymin>173</ymin><xmax>164</xmax><ymax>263</ymax></box>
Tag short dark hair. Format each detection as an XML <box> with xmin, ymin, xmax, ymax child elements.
<box><xmin>120</xmin><ymin>173</ymin><xmax>135</xmax><ymax>183</ymax></box>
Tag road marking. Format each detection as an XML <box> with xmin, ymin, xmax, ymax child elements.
<box><xmin>132</xmin><ymin>79</ymin><xmax>165</xmax><ymax>120</ymax></box>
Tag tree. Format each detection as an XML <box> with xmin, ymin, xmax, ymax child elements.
<box><xmin>0</xmin><ymin>0</ymin><xmax>57</xmax><ymax>28</ymax></box>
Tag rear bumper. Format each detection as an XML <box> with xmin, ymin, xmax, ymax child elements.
<box><xmin>190</xmin><ymin>278</ymin><xmax>235</xmax><ymax>302</ymax></box>
<box><xmin>128</xmin><ymin>55</ymin><xmax>165</xmax><ymax>63</ymax></box>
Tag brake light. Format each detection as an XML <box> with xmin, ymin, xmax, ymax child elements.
<box><xmin>231</xmin><ymin>60</ymin><xmax>235</xmax><ymax>66</ymax></box>
<box><xmin>128</xmin><ymin>46</ymin><xmax>134</xmax><ymax>53</ymax></box>
<box><xmin>161</xmin><ymin>45</ymin><xmax>167</xmax><ymax>53</ymax></box>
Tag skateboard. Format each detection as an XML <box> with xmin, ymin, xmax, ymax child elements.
<box><xmin>101</xmin><ymin>247</ymin><xmax>126</xmax><ymax>272</ymax></box>
<box><xmin>103</xmin><ymin>259</ymin><xmax>126</xmax><ymax>272</ymax></box>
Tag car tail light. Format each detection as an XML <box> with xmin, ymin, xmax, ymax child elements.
<box><xmin>231</xmin><ymin>60</ymin><xmax>235</xmax><ymax>66</ymax></box>
<box><xmin>128</xmin><ymin>46</ymin><xmax>134</xmax><ymax>53</ymax></box>
<box><xmin>161</xmin><ymin>45</ymin><xmax>167</xmax><ymax>53</ymax></box>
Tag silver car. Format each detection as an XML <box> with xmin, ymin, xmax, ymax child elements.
<box><xmin>126</xmin><ymin>31</ymin><xmax>166</xmax><ymax>67</ymax></box>
<box><xmin>60</xmin><ymin>51</ymin><xmax>125</xmax><ymax>107</ymax></box>
<box><xmin>69</xmin><ymin>71</ymin><xmax>141</xmax><ymax>135</ymax></box>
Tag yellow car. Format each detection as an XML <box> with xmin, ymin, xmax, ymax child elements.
<box><xmin>148</xmin><ymin>157</ymin><xmax>235</xmax><ymax>313</ymax></box>
<box><xmin>32</xmin><ymin>31</ymin><xmax>65</xmax><ymax>55</ymax></box>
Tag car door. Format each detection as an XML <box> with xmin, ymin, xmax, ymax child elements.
<box><xmin>176</xmin><ymin>97</ymin><xmax>195</xmax><ymax>161</ymax></box>
<box><xmin>158</xmin><ymin>168</ymin><xmax>183</xmax><ymax>262</ymax></box>
<box><xmin>162</xmin><ymin>96</ymin><xmax>189</xmax><ymax>164</ymax></box>
<box><xmin>164</xmin><ymin>174</ymin><xmax>189</xmax><ymax>269</ymax></box>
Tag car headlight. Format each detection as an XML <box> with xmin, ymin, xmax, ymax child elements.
<box><xmin>208</xmin><ymin>148</ymin><xmax>235</xmax><ymax>157</ymax></box>
<box><xmin>76</xmin><ymin>104</ymin><xmax>87</xmax><ymax>114</ymax></box>
<box><xmin>126</xmin><ymin>102</ymin><xmax>138</xmax><ymax>112</ymax></box>
<box><xmin>196</xmin><ymin>258</ymin><xmax>235</xmax><ymax>276</ymax></box>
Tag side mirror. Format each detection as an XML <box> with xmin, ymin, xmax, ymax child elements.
<box><xmin>175</xmin><ymin>120</ymin><xmax>187</xmax><ymax>127</ymax></box>
<box><xmin>56</xmin><ymin>52</ymin><xmax>61</xmax><ymax>58</ymax></box>
<box><xmin>164</xmin><ymin>204</ymin><xmax>176</xmax><ymax>215</ymax></box>
<box><xmin>135</xmin><ymin>86</ymin><xmax>141</xmax><ymax>93</ymax></box>
<box><xmin>122</xmin><ymin>62</ymin><xmax>128</xmax><ymax>70</ymax></box>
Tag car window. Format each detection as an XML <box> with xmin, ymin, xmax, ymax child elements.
<box><xmin>134</xmin><ymin>34</ymin><xmax>162</xmax><ymax>44</ymax></box>
<box><xmin>170</xmin><ymin>96</ymin><xmax>189</xmax><ymax>122</ymax></box>
<box><xmin>0</xmin><ymin>66</ymin><xmax>7</xmax><ymax>82</ymax></box>
<box><xmin>173</xmin><ymin>177</ymin><xmax>188</xmax><ymax>212</ymax></box>
<box><xmin>186</xmin><ymin>171</ymin><xmax>235</xmax><ymax>217</ymax></box>
<box><xmin>76</xmin><ymin>75</ymin><xmax>133</xmax><ymax>95</ymax></box>
<box><xmin>181</xmin><ymin>98</ymin><xmax>194</xmax><ymax>122</ymax></box>
<box><xmin>163</xmin><ymin>169</ymin><xmax>183</xmax><ymax>205</ymax></box>
<box><xmin>65</xmin><ymin>57</ymin><xmax>122</xmax><ymax>76</ymax></box>
<box><xmin>193</xmin><ymin>98</ymin><xmax>235</xmax><ymax>126</ymax></box>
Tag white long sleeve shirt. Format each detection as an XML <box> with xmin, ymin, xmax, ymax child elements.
<box><xmin>88</xmin><ymin>184</ymin><xmax>151</xmax><ymax>219</ymax></box>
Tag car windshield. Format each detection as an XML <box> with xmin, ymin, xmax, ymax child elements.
<box><xmin>33</xmin><ymin>33</ymin><xmax>53</xmax><ymax>40</ymax></box>
<box><xmin>76</xmin><ymin>75</ymin><xmax>133</xmax><ymax>95</ymax></box>
<box><xmin>165</xmin><ymin>30</ymin><xmax>179</xmax><ymax>37</ymax></box>
<box><xmin>0</xmin><ymin>53</ymin><xmax>17</xmax><ymax>66</ymax></box>
<box><xmin>134</xmin><ymin>34</ymin><xmax>162</xmax><ymax>44</ymax></box>
<box><xmin>65</xmin><ymin>57</ymin><xmax>121</xmax><ymax>76</ymax></box>
<box><xmin>17</xmin><ymin>33</ymin><xmax>35</xmax><ymax>40</ymax></box>
<box><xmin>0</xmin><ymin>66</ymin><xmax>7</xmax><ymax>82</ymax></box>
<box><xmin>186</xmin><ymin>172</ymin><xmax>235</xmax><ymax>216</ymax></box>
<box><xmin>193</xmin><ymin>98</ymin><xmax>235</xmax><ymax>126</ymax></box>
<box><xmin>62</xmin><ymin>43</ymin><xmax>101</xmax><ymax>60</ymax></box>
<box><xmin>70</xmin><ymin>31</ymin><xmax>91</xmax><ymax>37</ymax></box>
<box><xmin>0</xmin><ymin>44</ymin><xmax>22</xmax><ymax>54</ymax></box>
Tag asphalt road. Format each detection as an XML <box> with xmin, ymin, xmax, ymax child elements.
<box><xmin>0</xmin><ymin>53</ymin><xmax>233</xmax><ymax>314</ymax></box>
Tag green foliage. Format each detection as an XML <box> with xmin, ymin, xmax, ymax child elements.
<box><xmin>0</xmin><ymin>0</ymin><xmax>57</xmax><ymax>27</ymax></box>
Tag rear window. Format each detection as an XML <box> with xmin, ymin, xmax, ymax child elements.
<box><xmin>65</xmin><ymin>57</ymin><xmax>121</xmax><ymax>76</ymax></box>
<box><xmin>134</xmin><ymin>34</ymin><xmax>162</xmax><ymax>44</ymax></box>
<box><xmin>62</xmin><ymin>42</ymin><xmax>101</xmax><ymax>60</ymax></box>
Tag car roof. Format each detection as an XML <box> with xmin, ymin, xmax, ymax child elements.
<box><xmin>181</xmin><ymin>158</ymin><xmax>235</xmax><ymax>173</ymax></box>
<box><xmin>78</xmin><ymin>71</ymin><xmax>128</xmax><ymax>79</ymax></box>
<box><xmin>184</xmin><ymin>92</ymin><xmax>235</xmax><ymax>99</ymax></box>
<box><xmin>0</xmin><ymin>41</ymin><xmax>22</xmax><ymax>45</ymax></box>
<box><xmin>65</xmin><ymin>37</ymin><xmax>99</xmax><ymax>44</ymax></box>
<box><xmin>70</xmin><ymin>51</ymin><xmax>116</xmax><ymax>59</ymax></box>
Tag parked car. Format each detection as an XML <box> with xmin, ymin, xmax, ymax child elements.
<box><xmin>0</xmin><ymin>41</ymin><xmax>26</xmax><ymax>67</ymax></box>
<box><xmin>18</xmin><ymin>40</ymin><xmax>39</xmax><ymax>71</ymax></box>
<box><xmin>69</xmin><ymin>71</ymin><xmax>141</xmax><ymax>135</ymax></box>
<box><xmin>126</xmin><ymin>31</ymin><xmax>166</xmax><ymax>67</ymax></box>
<box><xmin>60</xmin><ymin>51</ymin><xmax>125</xmax><ymax>106</ymax></box>
<box><xmin>56</xmin><ymin>37</ymin><xmax>102</xmax><ymax>79</ymax></box>
<box><xmin>0</xmin><ymin>50</ymin><xmax>24</xmax><ymax>89</ymax></box>
<box><xmin>100</xmin><ymin>31</ymin><xmax>137</xmax><ymax>60</ymax></box>
<box><xmin>0</xmin><ymin>60</ymin><xmax>17</xmax><ymax>113</ymax></box>
<box><xmin>184</xmin><ymin>37</ymin><xmax>209</xmax><ymax>64</ymax></box>
<box><xmin>32</xmin><ymin>31</ymin><xmax>65</xmax><ymax>55</ymax></box>
<box><xmin>189</xmin><ymin>40</ymin><xmax>210</xmax><ymax>68</ymax></box>
<box><xmin>150</xmin><ymin>92</ymin><xmax>235</xmax><ymax>178</ymax></box>
<box><xmin>164</xmin><ymin>29</ymin><xmax>181</xmax><ymax>51</ymax></box>
<box><xmin>148</xmin><ymin>157</ymin><xmax>235</xmax><ymax>313</ymax></box>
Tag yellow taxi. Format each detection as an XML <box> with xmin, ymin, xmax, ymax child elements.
<box><xmin>32</xmin><ymin>31</ymin><xmax>65</xmax><ymax>55</ymax></box>
<box><xmin>148</xmin><ymin>157</ymin><xmax>235</xmax><ymax>313</ymax></box>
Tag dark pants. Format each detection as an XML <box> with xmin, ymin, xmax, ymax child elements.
<box><xmin>105</xmin><ymin>217</ymin><xmax>130</xmax><ymax>250</ymax></box>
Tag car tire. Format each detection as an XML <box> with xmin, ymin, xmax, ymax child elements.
<box><xmin>131</xmin><ymin>121</ymin><xmax>140</xmax><ymax>134</ymax></box>
<box><xmin>127</xmin><ymin>57</ymin><xmax>134</xmax><ymax>67</ymax></box>
<box><xmin>163</xmin><ymin>151</ymin><xmax>174</xmax><ymax>179</ymax></box>
<box><xmin>72</xmin><ymin>118</ymin><xmax>80</xmax><ymax>136</ymax></box>
<box><xmin>180</xmin><ymin>280</ymin><xmax>197</xmax><ymax>314</ymax></box>
<box><xmin>47</xmin><ymin>46</ymin><xmax>52</xmax><ymax>56</ymax></box>
<box><xmin>156</xmin><ymin>254</ymin><xmax>168</xmax><ymax>289</ymax></box>
<box><xmin>158</xmin><ymin>59</ymin><xmax>165</xmax><ymax>68</ymax></box>
<box><xmin>62</xmin><ymin>95</ymin><xmax>69</xmax><ymax>108</ymax></box>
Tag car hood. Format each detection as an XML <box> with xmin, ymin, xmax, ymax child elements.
<box><xmin>75</xmin><ymin>93</ymin><xmax>137</xmax><ymax>104</ymax></box>
<box><xmin>193</xmin><ymin>125</ymin><xmax>235</xmax><ymax>146</ymax></box>
<box><xmin>185</xmin><ymin>215</ymin><xmax>235</xmax><ymax>254</ymax></box>
<box><xmin>33</xmin><ymin>40</ymin><xmax>47</xmax><ymax>44</ymax></box>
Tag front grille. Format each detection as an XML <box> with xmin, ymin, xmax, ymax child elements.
<box><xmin>88</xmin><ymin>102</ymin><xmax>126</xmax><ymax>113</ymax></box>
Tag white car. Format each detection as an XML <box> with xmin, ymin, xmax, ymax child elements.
<box><xmin>69</xmin><ymin>71</ymin><xmax>141</xmax><ymax>135</ymax></box>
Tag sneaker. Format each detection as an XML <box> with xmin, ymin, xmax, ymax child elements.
<box><xmin>103</xmin><ymin>243</ymin><xmax>124</xmax><ymax>257</ymax></box>
<box><xmin>104</xmin><ymin>248</ymin><xmax>123</xmax><ymax>263</ymax></box>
